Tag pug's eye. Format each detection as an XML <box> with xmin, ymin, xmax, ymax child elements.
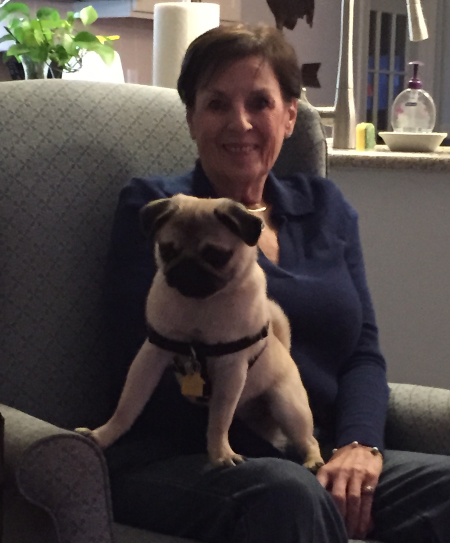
<box><xmin>159</xmin><ymin>242</ymin><xmax>180</xmax><ymax>263</ymax></box>
<box><xmin>201</xmin><ymin>245</ymin><xmax>233</xmax><ymax>269</ymax></box>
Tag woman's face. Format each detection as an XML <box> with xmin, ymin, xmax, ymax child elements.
<box><xmin>186</xmin><ymin>56</ymin><xmax>297</xmax><ymax>205</ymax></box>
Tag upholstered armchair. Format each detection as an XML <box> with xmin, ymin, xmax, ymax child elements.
<box><xmin>1</xmin><ymin>80</ymin><xmax>449</xmax><ymax>543</ymax></box>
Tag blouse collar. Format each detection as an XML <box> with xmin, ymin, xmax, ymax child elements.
<box><xmin>186</xmin><ymin>160</ymin><xmax>315</xmax><ymax>218</ymax></box>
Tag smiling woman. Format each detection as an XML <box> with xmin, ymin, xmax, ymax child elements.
<box><xmin>184</xmin><ymin>57</ymin><xmax>297</xmax><ymax>206</ymax></box>
<box><xmin>177</xmin><ymin>25</ymin><xmax>300</xmax><ymax>208</ymax></box>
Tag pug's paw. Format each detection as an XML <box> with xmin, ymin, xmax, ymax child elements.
<box><xmin>211</xmin><ymin>452</ymin><xmax>246</xmax><ymax>468</ymax></box>
<box><xmin>74</xmin><ymin>427</ymin><xmax>105</xmax><ymax>449</ymax></box>
<box><xmin>304</xmin><ymin>459</ymin><xmax>325</xmax><ymax>474</ymax></box>
<box><xmin>208</xmin><ymin>444</ymin><xmax>246</xmax><ymax>467</ymax></box>
<box><xmin>75</xmin><ymin>427</ymin><xmax>95</xmax><ymax>440</ymax></box>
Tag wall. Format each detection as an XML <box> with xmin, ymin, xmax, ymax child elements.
<box><xmin>438</xmin><ymin>0</ymin><xmax>450</xmax><ymax>133</ymax></box>
<box><xmin>91</xmin><ymin>17</ymin><xmax>153</xmax><ymax>85</ymax></box>
<box><xmin>242</xmin><ymin>0</ymin><xmax>341</xmax><ymax>107</ymax></box>
<box><xmin>330</xmin><ymin>165</ymin><xmax>450</xmax><ymax>389</ymax></box>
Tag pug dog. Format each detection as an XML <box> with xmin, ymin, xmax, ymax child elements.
<box><xmin>77</xmin><ymin>194</ymin><xmax>323</xmax><ymax>471</ymax></box>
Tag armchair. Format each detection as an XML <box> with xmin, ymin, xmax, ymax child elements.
<box><xmin>0</xmin><ymin>80</ymin><xmax>449</xmax><ymax>543</ymax></box>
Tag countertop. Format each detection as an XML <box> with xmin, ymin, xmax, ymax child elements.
<box><xmin>328</xmin><ymin>142</ymin><xmax>450</xmax><ymax>172</ymax></box>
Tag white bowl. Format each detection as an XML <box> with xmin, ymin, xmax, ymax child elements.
<box><xmin>378</xmin><ymin>132</ymin><xmax>447</xmax><ymax>152</ymax></box>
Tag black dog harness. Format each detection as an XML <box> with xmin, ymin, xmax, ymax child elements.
<box><xmin>147</xmin><ymin>323</ymin><xmax>269</xmax><ymax>402</ymax></box>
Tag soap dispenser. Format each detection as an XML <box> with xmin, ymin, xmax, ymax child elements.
<box><xmin>391</xmin><ymin>61</ymin><xmax>436</xmax><ymax>133</ymax></box>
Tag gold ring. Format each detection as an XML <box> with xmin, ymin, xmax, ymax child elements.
<box><xmin>362</xmin><ymin>485</ymin><xmax>375</xmax><ymax>495</ymax></box>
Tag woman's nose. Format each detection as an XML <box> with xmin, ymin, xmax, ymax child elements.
<box><xmin>227</xmin><ymin>105</ymin><xmax>252</xmax><ymax>131</ymax></box>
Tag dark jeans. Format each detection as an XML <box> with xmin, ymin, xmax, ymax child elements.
<box><xmin>110</xmin><ymin>454</ymin><xmax>346</xmax><ymax>543</ymax></box>
<box><xmin>106</xmin><ymin>382</ymin><xmax>450</xmax><ymax>543</ymax></box>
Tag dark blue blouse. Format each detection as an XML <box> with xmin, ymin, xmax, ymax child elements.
<box><xmin>105</xmin><ymin>162</ymin><xmax>389</xmax><ymax>452</ymax></box>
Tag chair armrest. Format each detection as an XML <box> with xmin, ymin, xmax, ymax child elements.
<box><xmin>385</xmin><ymin>383</ymin><xmax>450</xmax><ymax>455</ymax></box>
<box><xmin>2</xmin><ymin>404</ymin><xmax>114</xmax><ymax>543</ymax></box>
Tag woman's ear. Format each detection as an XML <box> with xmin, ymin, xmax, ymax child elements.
<box><xmin>285</xmin><ymin>98</ymin><xmax>298</xmax><ymax>138</ymax></box>
<box><xmin>186</xmin><ymin>108</ymin><xmax>196</xmax><ymax>140</ymax></box>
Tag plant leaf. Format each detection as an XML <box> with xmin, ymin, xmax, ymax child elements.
<box><xmin>84</xmin><ymin>42</ymin><xmax>115</xmax><ymax>66</ymax></box>
<box><xmin>66</xmin><ymin>11</ymin><xmax>75</xmax><ymax>25</ymax></box>
<box><xmin>52</xmin><ymin>43</ymin><xmax>70</xmax><ymax>63</ymax></box>
<box><xmin>79</xmin><ymin>6</ymin><xmax>98</xmax><ymax>26</ymax></box>
<box><xmin>5</xmin><ymin>43</ymin><xmax>29</xmax><ymax>56</ymax></box>
<box><xmin>62</xmin><ymin>33</ymin><xmax>74</xmax><ymax>50</ymax></box>
<box><xmin>33</xmin><ymin>27</ymin><xmax>45</xmax><ymax>45</ymax></box>
<box><xmin>0</xmin><ymin>3</ymin><xmax>29</xmax><ymax>23</ymax></box>
<box><xmin>28</xmin><ymin>47</ymin><xmax>48</xmax><ymax>62</ymax></box>
<box><xmin>14</xmin><ymin>25</ymin><xmax>24</xmax><ymax>41</ymax></box>
<box><xmin>0</xmin><ymin>34</ymin><xmax>15</xmax><ymax>44</ymax></box>
<box><xmin>22</xmin><ymin>29</ymin><xmax>39</xmax><ymax>47</ymax></box>
<box><xmin>73</xmin><ymin>31</ymin><xmax>99</xmax><ymax>43</ymax></box>
<box><xmin>36</xmin><ymin>7</ymin><xmax>60</xmax><ymax>21</ymax></box>
<box><xmin>39</xmin><ymin>19</ymin><xmax>64</xmax><ymax>29</ymax></box>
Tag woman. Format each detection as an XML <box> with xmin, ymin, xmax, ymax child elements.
<box><xmin>104</xmin><ymin>24</ymin><xmax>450</xmax><ymax>543</ymax></box>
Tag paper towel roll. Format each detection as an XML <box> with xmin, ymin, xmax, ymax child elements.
<box><xmin>153</xmin><ymin>2</ymin><xmax>220</xmax><ymax>89</ymax></box>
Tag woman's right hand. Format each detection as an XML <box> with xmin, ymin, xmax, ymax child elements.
<box><xmin>316</xmin><ymin>443</ymin><xmax>383</xmax><ymax>539</ymax></box>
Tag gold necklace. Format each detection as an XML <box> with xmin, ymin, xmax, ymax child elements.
<box><xmin>246</xmin><ymin>205</ymin><xmax>267</xmax><ymax>213</ymax></box>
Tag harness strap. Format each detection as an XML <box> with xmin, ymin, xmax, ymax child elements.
<box><xmin>147</xmin><ymin>322</ymin><xmax>269</xmax><ymax>358</ymax></box>
<box><xmin>147</xmin><ymin>322</ymin><xmax>269</xmax><ymax>402</ymax></box>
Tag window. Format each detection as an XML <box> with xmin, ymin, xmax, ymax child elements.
<box><xmin>367</xmin><ymin>9</ymin><xmax>409</xmax><ymax>132</ymax></box>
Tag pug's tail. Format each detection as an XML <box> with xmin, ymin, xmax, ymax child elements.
<box><xmin>268</xmin><ymin>299</ymin><xmax>292</xmax><ymax>350</ymax></box>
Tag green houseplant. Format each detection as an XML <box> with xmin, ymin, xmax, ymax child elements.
<box><xmin>0</xmin><ymin>2</ymin><xmax>117</xmax><ymax>78</ymax></box>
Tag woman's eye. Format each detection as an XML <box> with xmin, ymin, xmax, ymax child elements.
<box><xmin>208</xmin><ymin>99</ymin><xmax>225</xmax><ymax>111</ymax></box>
<box><xmin>159</xmin><ymin>242</ymin><xmax>180</xmax><ymax>263</ymax></box>
<box><xmin>201</xmin><ymin>245</ymin><xmax>233</xmax><ymax>269</ymax></box>
<box><xmin>250</xmin><ymin>96</ymin><xmax>270</xmax><ymax>111</ymax></box>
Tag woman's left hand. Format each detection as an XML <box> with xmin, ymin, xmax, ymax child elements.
<box><xmin>316</xmin><ymin>443</ymin><xmax>383</xmax><ymax>539</ymax></box>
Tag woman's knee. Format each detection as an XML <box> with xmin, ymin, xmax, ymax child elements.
<box><xmin>227</xmin><ymin>458</ymin><xmax>346</xmax><ymax>543</ymax></box>
<box><xmin>236</xmin><ymin>457</ymin><xmax>325</xmax><ymax>504</ymax></box>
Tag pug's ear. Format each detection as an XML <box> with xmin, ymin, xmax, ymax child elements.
<box><xmin>214</xmin><ymin>201</ymin><xmax>263</xmax><ymax>247</ymax></box>
<box><xmin>140</xmin><ymin>198</ymin><xmax>177</xmax><ymax>239</ymax></box>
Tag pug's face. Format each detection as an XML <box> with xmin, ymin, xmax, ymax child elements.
<box><xmin>140</xmin><ymin>194</ymin><xmax>263</xmax><ymax>299</ymax></box>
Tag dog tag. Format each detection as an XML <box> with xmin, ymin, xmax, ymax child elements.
<box><xmin>181</xmin><ymin>372</ymin><xmax>205</xmax><ymax>397</ymax></box>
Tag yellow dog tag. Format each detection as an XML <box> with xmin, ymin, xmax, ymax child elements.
<box><xmin>181</xmin><ymin>372</ymin><xmax>205</xmax><ymax>397</ymax></box>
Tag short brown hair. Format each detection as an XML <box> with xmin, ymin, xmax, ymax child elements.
<box><xmin>177</xmin><ymin>23</ymin><xmax>302</xmax><ymax>109</ymax></box>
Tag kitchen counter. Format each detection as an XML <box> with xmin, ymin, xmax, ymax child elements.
<box><xmin>328</xmin><ymin>142</ymin><xmax>450</xmax><ymax>172</ymax></box>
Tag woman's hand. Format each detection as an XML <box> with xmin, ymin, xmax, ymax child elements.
<box><xmin>316</xmin><ymin>443</ymin><xmax>383</xmax><ymax>539</ymax></box>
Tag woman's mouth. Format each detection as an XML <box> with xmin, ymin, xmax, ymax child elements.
<box><xmin>223</xmin><ymin>144</ymin><xmax>257</xmax><ymax>154</ymax></box>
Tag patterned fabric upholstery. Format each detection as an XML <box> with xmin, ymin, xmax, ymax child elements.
<box><xmin>386</xmin><ymin>383</ymin><xmax>450</xmax><ymax>455</ymax></box>
<box><xmin>1</xmin><ymin>79</ymin><xmax>449</xmax><ymax>543</ymax></box>
<box><xmin>0</xmin><ymin>81</ymin><xmax>197</xmax><ymax>431</ymax></box>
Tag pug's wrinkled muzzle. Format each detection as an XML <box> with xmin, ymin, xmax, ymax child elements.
<box><xmin>166</xmin><ymin>258</ymin><xmax>226</xmax><ymax>298</ymax></box>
